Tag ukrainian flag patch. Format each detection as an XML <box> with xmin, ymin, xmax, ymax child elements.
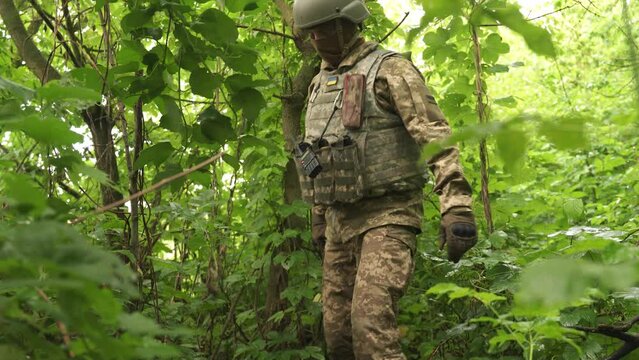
<box><xmin>326</xmin><ymin>75</ymin><xmax>339</xmax><ymax>86</ymax></box>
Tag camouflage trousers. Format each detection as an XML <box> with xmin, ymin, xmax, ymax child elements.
<box><xmin>322</xmin><ymin>225</ymin><xmax>416</xmax><ymax>360</ymax></box>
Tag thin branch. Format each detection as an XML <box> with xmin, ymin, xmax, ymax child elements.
<box><xmin>569</xmin><ymin>315</ymin><xmax>639</xmax><ymax>360</ymax></box>
<box><xmin>479</xmin><ymin>3</ymin><xmax>577</xmax><ymax>27</ymax></box>
<box><xmin>528</xmin><ymin>4</ymin><xmax>577</xmax><ymax>21</ymax></box>
<box><xmin>69</xmin><ymin>151</ymin><xmax>225</xmax><ymax>225</ymax></box>
<box><xmin>237</xmin><ymin>23</ymin><xmax>295</xmax><ymax>40</ymax></box>
<box><xmin>379</xmin><ymin>12</ymin><xmax>410</xmax><ymax>44</ymax></box>
<box><xmin>623</xmin><ymin>229</ymin><xmax>639</xmax><ymax>242</ymax></box>
<box><xmin>0</xmin><ymin>0</ymin><xmax>60</xmax><ymax>82</ymax></box>
<box><xmin>26</xmin><ymin>0</ymin><xmax>82</xmax><ymax>67</ymax></box>
<box><xmin>35</xmin><ymin>288</ymin><xmax>75</xmax><ymax>358</ymax></box>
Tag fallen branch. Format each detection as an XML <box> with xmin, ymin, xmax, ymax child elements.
<box><xmin>69</xmin><ymin>151</ymin><xmax>225</xmax><ymax>225</ymax></box>
<box><xmin>569</xmin><ymin>315</ymin><xmax>639</xmax><ymax>360</ymax></box>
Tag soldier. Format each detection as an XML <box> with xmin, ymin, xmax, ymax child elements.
<box><xmin>292</xmin><ymin>0</ymin><xmax>478</xmax><ymax>359</ymax></box>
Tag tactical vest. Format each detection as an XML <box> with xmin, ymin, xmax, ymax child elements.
<box><xmin>296</xmin><ymin>48</ymin><xmax>425</xmax><ymax>205</ymax></box>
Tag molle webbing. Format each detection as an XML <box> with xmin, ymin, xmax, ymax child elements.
<box><xmin>296</xmin><ymin>47</ymin><xmax>425</xmax><ymax>205</ymax></box>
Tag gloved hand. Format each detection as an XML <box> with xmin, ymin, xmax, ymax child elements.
<box><xmin>440</xmin><ymin>208</ymin><xmax>477</xmax><ymax>263</ymax></box>
<box><xmin>311</xmin><ymin>207</ymin><xmax>327</xmax><ymax>255</ymax></box>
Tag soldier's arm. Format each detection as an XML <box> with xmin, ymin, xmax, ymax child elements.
<box><xmin>375</xmin><ymin>56</ymin><xmax>472</xmax><ymax>214</ymax></box>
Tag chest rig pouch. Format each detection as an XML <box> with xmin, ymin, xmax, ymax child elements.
<box><xmin>295</xmin><ymin>78</ymin><xmax>365</xmax><ymax>204</ymax></box>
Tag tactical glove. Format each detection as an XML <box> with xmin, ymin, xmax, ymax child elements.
<box><xmin>311</xmin><ymin>207</ymin><xmax>327</xmax><ymax>255</ymax></box>
<box><xmin>440</xmin><ymin>208</ymin><xmax>477</xmax><ymax>263</ymax></box>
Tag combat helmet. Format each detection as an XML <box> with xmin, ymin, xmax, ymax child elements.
<box><xmin>293</xmin><ymin>0</ymin><xmax>370</xmax><ymax>30</ymax></box>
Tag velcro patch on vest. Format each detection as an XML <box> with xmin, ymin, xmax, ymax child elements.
<box><xmin>326</xmin><ymin>75</ymin><xmax>339</xmax><ymax>87</ymax></box>
<box><xmin>342</xmin><ymin>74</ymin><xmax>365</xmax><ymax>130</ymax></box>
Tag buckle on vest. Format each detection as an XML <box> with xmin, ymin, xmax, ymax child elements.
<box><xmin>333</xmin><ymin>89</ymin><xmax>344</xmax><ymax>110</ymax></box>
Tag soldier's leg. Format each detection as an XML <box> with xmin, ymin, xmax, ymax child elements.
<box><xmin>351</xmin><ymin>225</ymin><xmax>416</xmax><ymax>360</ymax></box>
<box><xmin>323</xmin><ymin>235</ymin><xmax>358</xmax><ymax>359</ymax></box>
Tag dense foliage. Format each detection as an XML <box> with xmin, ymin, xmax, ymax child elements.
<box><xmin>0</xmin><ymin>0</ymin><xmax>637</xmax><ymax>359</ymax></box>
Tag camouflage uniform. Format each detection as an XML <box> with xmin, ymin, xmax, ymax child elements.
<box><xmin>301</xmin><ymin>41</ymin><xmax>472</xmax><ymax>359</ymax></box>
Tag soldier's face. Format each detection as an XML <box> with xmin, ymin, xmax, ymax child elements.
<box><xmin>307</xmin><ymin>20</ymin><xmax>358</xmax><ymax>66</ymax></box>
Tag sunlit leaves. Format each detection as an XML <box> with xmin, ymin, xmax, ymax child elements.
<box><xmin>5</xmin><ymin>114</ymin><xmax>83</xmax><ymax>146</ymax></box>
<box><xmin>427</xmin><ymin>283</ymin><xmax>506</xmax><ymax>305</ymax></box>
<box><xmin>539</xmin><ymin>116</ymin><xmax>588</xmax><ymax>150</ymax></box>
<box><xmin>418</xmin><ymin>0</ymin><xmax>464</xmax><ymax>24</ymax></box>
<box><xmin>480</xmin><ymin>0</ymin><xmax>556</xmax><ymax>57</ymax></box>
<box><xmin>37</xmin><ymin>81</ymin><xmax>101</xmax><ymax>105</ymax></box>
<box><xmin>496</xmin><ymin>127</ymin><xmax>527</xmax><ymax>173</ymax></box>
<box><xmin>515</xmin><ymin>259</ymin><xmax>639</xmax><ymax>315</ymax></box>
<box><xmin>482</xmin><ymin>33</ymin><xmax>510</xmax><ymax>63</ymax></box>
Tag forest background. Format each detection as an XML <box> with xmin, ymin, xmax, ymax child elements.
<box><xmin>0</xmin><ymin>0</ymin><xmax>637</xmax><ymax>359</ymax></box>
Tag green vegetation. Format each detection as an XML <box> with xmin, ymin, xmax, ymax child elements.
<box><xmin>0</xmin><ymin>0</ymin><xmax>637</xmax><ymax>359</ymax></box>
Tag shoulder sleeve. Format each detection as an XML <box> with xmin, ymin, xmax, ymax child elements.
<box><xmin>375</xmin><ymin>56</ymin><xmax>473</xmax><ymax>214</ymax></box>
<box><xmin>375</xmin><ymin>55</ymin><xmax>451</xmax><ymax>145</ymax></box>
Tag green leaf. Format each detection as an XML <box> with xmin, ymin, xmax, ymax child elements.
<box><xmin>71</xmin><ymin>163</ymin><xmax>114</xmax><ymax>186</ymax></box>
<box><xmin>231</xmin><ymin>88</ymin><xmax>265</xmax><ymax>122</ymax></box>
<box><xmin>224</xmin><ymin>74</ymin><xmax>270</xmax><ymax>93</ymax></box>
<box><xmin>121</xmin><ymin>9</ymin><xmax>155</xmax><ymax>32</ymax></box>
<box><xmin>418</xmin><ymin>0</ymin><xmax>464</xmax><ymax>24</ymax></box>
<box><xmin>222</xmin><ymin>154</ymin><xmax>240</xmax><ymax>171</ymax></box>
<box><xmin>222</xmin><ymin>44</ymin><xmax>258</xmax><ymax>74</ymax></box>
<box><xmin>539</xmin><ymin>116</ymin><xmax>588</xmax><ymax>150</ymax></box>
<box><xmin>427</xmin><ymin>283</ymin><xmax>475</xmax><ymax>302</ymax></box>
<box><xmin>563</xmin><ymin>198</ymin><xmax>584</xmax><ymax>219</ymax></box>
<box><xmin>473</xmin><ymin>292</ymin><xmax>507</xmax><ymax>305</ymax></box>
<box><xmin>515</xmin><ymin>259</ymin><xmax>639</xmax><ymax>315</ymax></box>
<box><xmin>69</xmin><ymin>67</ymin><xmax>104</xmax><ymax>93</ymax></box>
<box><xmin>192</xmin><ymin>8</ymin><xmax>238</xmax><ymax>45</ymax></box>
<box><xmin>494</xmin><ymin>96</ymin><xmax>517</xmax><ymax>107</ymax></box>
<box><xmin>496</xmin><ymin>127</ymin><xmax>527</xmax><ymax>172</ymax></box>
<box><xmin>0</xmin><ymin>76</ymin><xmax>34</xmax><ymax>100</ymax></box>
<box><xmin>157</xmin><ymin>96</ymin><xmax>185</xmax><ymax>135</ymax></box>
<box><xmin>226</xmin><ymin>0</ymin><xmax>259</xmax><ymax>12</ymax></box>
<box><xmin>198</xmin><ymin>107</ymin><xmax>235</xmax><ymax>144</ymax></box>
<box><xmin>118</xmin><ymin>313</ymin><xmax>161</xmax><ymax>335</ymax></box>
<box><xmin>37</xmin><ymin>81</ymin><xmax>101</xmax><ymax>104</ymax></box>
<box><xmin>2</xmin><ymin>174</ymin><xmax>47</xmax><ymax>214</ymax></box>
<box><xmin>153</xmin><ymin>163</ymin><xmax>185</xmax><ymax>192</ymax></box>
<box><xmin>133</xmin><ymin>142</ymin><xmax>175</xmax><ymax>170</ymax></box>
<box><xmin>482</xmin><ymin>1</ymin><xmax>556</xmax><ymax>57</ymax></box>
<box><xmin>116</xmin><ymin>40</ymin><xmax>147</xmax><ymax>65</ymax></box>
<box><xmin>189</xmin><ymin>68</ymin><xmax>223</xmax><ymax>98</ymax></box>
<box><xmin>9</xmin><ymin>114</ymin><xmax>83</xmax><ymax>146</ymax></box>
